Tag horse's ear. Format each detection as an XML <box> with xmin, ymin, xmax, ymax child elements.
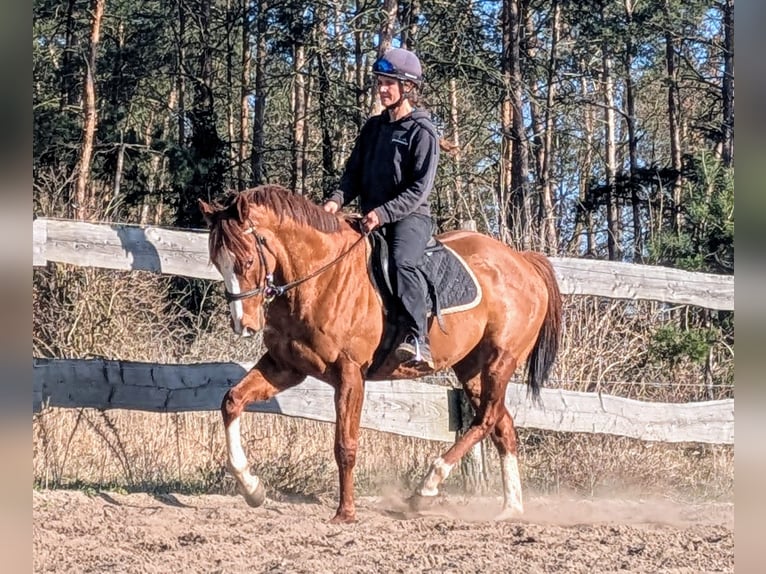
<box><xmin>198</xmin><ymin>199</ymin><xmax>216</xmax><ymax>227</ymax></box>
<box><xmin>235</xmin><ymin>193</ymin><xmax>250</xmax><ymax>224</ymax></box>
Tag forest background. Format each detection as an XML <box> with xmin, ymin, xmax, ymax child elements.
<box><xmin>32</xmin><ymin>0</ymin><xmax>734</xmax><ymax>498</ymax></box>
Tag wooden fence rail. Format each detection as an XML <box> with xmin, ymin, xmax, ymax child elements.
<box><xmin>33</xmin><ymin>358</ymin><xmax>734</xmax><ymax>445</ymax></box>
<box><xmin>32</xmin><ymin>218</ymin><xmax>734</xmax><ymax>310</ymax></box>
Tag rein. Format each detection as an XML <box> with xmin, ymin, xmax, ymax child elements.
<box><xmin>224</xmin><ymin>220</ymin><xmax>370</xmax><ymax>305</ymax></box>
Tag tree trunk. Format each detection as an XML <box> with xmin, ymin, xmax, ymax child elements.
<box><xmin>291</xmin><ymin>42</ymin><xmax>306</xmax><ymax>194</ymax></box>
<box><xmin>112</xmin><ymin>132</ymin><xmax>125</xmax><ymax>204</ymax></box>
<box><xmin>250</xmin><ymin>0</ymin><xmax>268</xmax><ymax>186</ymax></box>
<box><xmin>378</xmin><ymin>0</ymin><xmax>397</xmax><ymax>57</ymax></box>
<box><xmin>370</xmin><ymin>0</ymin><xmax>398</xmax><ymax>117</ymax></box>
<box><xmin>141</xmin><ymin>88</ymin><xmax>176</xmax><ymax>225</ymax></box>
<box><xmin>226</xmin><ymin>0</ymin><xmax>236</xmax><ymax>190</ymax></box>
<box><xmin>74</xmin><ymin>0</ymin><xmax>105</xmax><ymax>221</ymax></box>
<box><xmin>238</xmin><ymin>0</ymin><xmax>252</xmax><ymax>188</ymax></box>
<box><xmin>194</xmin><ymin>0</ymin><xmax>214</xmax><ymax>118</ymax></box>
<box><xmin>539</xmin><ymin>0</ymin><xmax>560</xmax><ymax>254</ymax></box>
<box><xmin>181</xmin><ymin>0</ymin><xmax>225</xmax><ymax>226</ymax></box>
<box><xmin>623</xmin><ymin>0</ymin><xmax>641</xmax><ymax>262</ymax></box>
<box><xmin>602</xmin><ymin>40</ymin><xmax>620</xmax><ymax>260</ymax></box>
<box><xmin>59</xmin><ymin>0</ymin><xmax>78</xmax><ymax>110</ymax></box>
<box><xmin>352</xmin><ymin>1</ymin><xmax>365</xmax><ymax>129</ymax></box>
<box><xmin>584</xmin><ymin>86</ymin><xmax>596</xmax><ymax>258</ymax></box>
<box><xmin>664</xmin><ymin>0</ymin><xmax>683</xmax><ymax>234</ymax></box>
<box><xmin>447</xmin><ymin>78</ymin><xmax>461</xmax><ymax>227</ymax></box>
<box><xmin>508</xmin><ymin>0</ymin><xmax>530</xmax><ymax>249</ymax></box>
<box><xmin>498</xmin><ymin>0</ymin><xmax>513</xmax><ymax>243</ymax></box>
<box><xmin>721</xmin><ymin>0</ymin><xmax>734</xmax><ymax>167</ymax></box>
<box><xmin>107</xmin><ymin>18</ymin><xmax>126</xmax><ymax>215</ymax></box>
<box><xmin>567</xmin><ymin>63</ymin><xmax>596</xmax><ymax>257</ymax></box>
<box><xmin>177</xmin><ymin>0</ymin><xmax>186</xmax><ymax>147</ymax></box>
<box><xmin>525</xmin><ymin>6</ymin><xmax>543</xmax><ymax>250</ymax></box>
<box><xmin>315</xmin><ymin>3</ymin><xmax>335</xmax><ymax>196</ymax></box>
<box><xmin>458</xmin><ymin>392</ymin><xmax>489</xmax><ymax>494</ymax></box>
<box><xmin>301</xmin><ymin>62</ymin><xmax>313</xmax><ymax>197</ymax></box>
<box><xmin>399</xmin><ymin>0</ymin><xmax>420</xmax><ymax>50</ymax></box>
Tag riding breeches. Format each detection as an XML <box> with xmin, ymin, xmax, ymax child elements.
<box><xmin>383</xmin><ymin>213</ymin><xmax>432</xmax><ymax>338</ymax></box>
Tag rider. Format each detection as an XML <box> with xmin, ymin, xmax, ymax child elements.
<box><xmin>323</xmin><ymin>47</ymin><xmax>440</xmax><ymax>369</ymax></box>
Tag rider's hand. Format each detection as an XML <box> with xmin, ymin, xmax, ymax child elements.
<box><xmin>323</xmin><ymin>200</ymin><xmax>340</xmax><ymax>214</ymax></box>
<box><xmin>361</xmin><ymin>210</ymin><xmax>380</xmax><ymax>232</ymax></box>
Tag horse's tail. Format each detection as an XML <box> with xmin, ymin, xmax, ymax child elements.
<box><xmin>522</xmin><ymin>251</ymin><xmax>563</xmax><ymax>403</ymax></box>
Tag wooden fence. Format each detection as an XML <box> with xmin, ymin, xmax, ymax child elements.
<box><xmin>32</xmin><ymin>218</ymin><xmax>734</xmax><ymax>309</ymax></box>
<box><xmin>33</xmin><ymin>358</ymin><xmax>733</xmax><ymax>444</ymax></box>
<box><xmin>32</xmin><ymin>218</ymin><xmax>735</xmax><ymax>446</ymax></box>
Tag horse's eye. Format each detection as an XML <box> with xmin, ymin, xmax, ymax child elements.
<box><xmin>235</xmin><ymin>258</ymin><xmax>253</xmax><ymax>275</ymax></box>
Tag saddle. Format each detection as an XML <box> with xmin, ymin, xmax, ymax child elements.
<box><xmin>365</xmin><ymin>227</ymin><xmax>482</xmax><ymax>375</ymax></box>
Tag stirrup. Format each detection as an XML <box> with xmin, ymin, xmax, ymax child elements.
<box><xmin>395</xmin><ymin>335</ymin><xmax>433</xmax><ymax>368</ymax></box>
<box><xmin>395</xmin><ymin>334</ymin><xmax>419</xmax><ymax>360</ymax></box>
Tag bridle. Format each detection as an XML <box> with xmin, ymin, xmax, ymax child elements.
<box><xmin>223</xmin><ymin>218</ymin><xmax>369</xmax><ymax>305</ymax></box>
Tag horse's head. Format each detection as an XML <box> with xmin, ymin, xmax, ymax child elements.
<box><xmin>200</xmin><ymin>184</ymin><xmax>352</xmax><ymax>337</ymax></box>
<box><xmin>199</xmin><ymin>193</ymin><xmax>273</xmax><ymax>336</ymax></box>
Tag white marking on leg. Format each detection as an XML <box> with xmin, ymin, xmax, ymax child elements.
<box><xmin>216</xmin><ymin>250</ymin><xmax>245</xmax><ymax>335</ymax></box>
<box><xmin>225</xmin><ymin>417</ymin><xmax>260</xmax><ymax>495</ymax></box>
<box><xmin>500</xmin><ymin>453</ymin><xmax>524</xmax><ymax>515</ymax></box>
<box><xmin>419</xmin><ymin>457</ymin><xmax>454</xmax><ymax>497</ymax></box>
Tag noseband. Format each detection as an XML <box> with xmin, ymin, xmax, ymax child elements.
<box><xmin>223</xmin><ymin>219</ymin><xmax>369</xmax><ymax>305</ymax></box>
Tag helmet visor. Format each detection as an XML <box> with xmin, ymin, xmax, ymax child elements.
<box><xmin>372</xmin><ymin>58</ymin><xmax>397</xmax><ymax>75</ymax></box>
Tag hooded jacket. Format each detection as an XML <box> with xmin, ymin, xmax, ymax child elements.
<box><xmin>328</xmin><ymin>109</ymin><xmax>439</xmax><ymax>225</ymax></box>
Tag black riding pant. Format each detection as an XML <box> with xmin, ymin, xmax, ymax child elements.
<box><xmin>383</xmin><ymin>213</ymin><xmax>432</xmax><ymax>339</ymax></box>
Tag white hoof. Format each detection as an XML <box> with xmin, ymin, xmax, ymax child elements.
<box><xmin>238</xmin><ymin>479</ymin><xmax>266</xmax><ymax>508</ymax></box>
<box><xmin>494</xmin><ymin>505</ymin><xmax>524</xmax><ymax>521</ymax></box>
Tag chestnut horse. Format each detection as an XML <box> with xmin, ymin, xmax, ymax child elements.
<box><xmin>199</xmin><ymin>184</ymin><xmax>562</xmax><ymax>524</ymax></box>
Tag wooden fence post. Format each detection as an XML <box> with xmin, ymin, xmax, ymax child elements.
<box><xmin>456</xmin><ymin>390</ymin><xmax>490</xmax><ymax>494</ymax></box>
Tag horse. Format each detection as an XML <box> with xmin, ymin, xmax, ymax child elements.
<box><xmin>199</xmin><ymin>183</ymin><xmax>562</xmax><ymax>524</ymax></box>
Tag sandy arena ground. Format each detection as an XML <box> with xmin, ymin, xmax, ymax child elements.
<box><xmin>33</xmin><ymin>489</ymin><xmax>733</xmax><ymax>573</ymax></box>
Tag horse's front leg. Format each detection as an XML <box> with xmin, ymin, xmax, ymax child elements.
<box><xmin>330</xmin><ymin>363</ymin><xmax>365</xmax><ymax>524</ymax></box>
<box><xmin>221</xmin><ymin>353</ymin><xmax>305</xmax><ymax>508</ymax></box>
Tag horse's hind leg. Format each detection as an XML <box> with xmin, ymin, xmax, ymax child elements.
<box><xmin>414</xmin><ymin>352</ymin><xmax>519</xmax><ymax>507</ymax></box>
<box><xmin>413</xmin><ymin>370</ymin><xmax>482</xmax><ymax>499</ymax></box>
<box><xmin>490</xmin><ymin>409</ymin><xmax>524</xmax><ymax>516</ymax></box>
<box><xmin>456</xmin><ymin>376</ymin><xmax>524</xmax><ymax>516</ymax></box>
<box><xmin>221</xmin><ymin>353</ymin><xmax>305</xmax><ymax>508</ymax></box>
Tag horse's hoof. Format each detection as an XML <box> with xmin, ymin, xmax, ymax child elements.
<box><xmin>407</xmin><ymin>493</ymin><xmax>439</xmax><ymax>512</ymax></box>
<box><xmin>239</xmin><ymin>480</ymin><xmax>266</xmax><ymax>508</ymax></box>
<box><xmin>329</xmin><ymin>511</ymin><xmax>357</xmax><ymax>524</ymax></box>
<box><xmin>494</xmin><ymin>507</ymin><xmax>524</xmax><ymax>521</ymax></box>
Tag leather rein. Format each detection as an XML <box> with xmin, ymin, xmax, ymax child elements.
<box><xmin>224</xmin><ymin>219</ymin><xmax>369</xmax><ymax>305</ymax></box>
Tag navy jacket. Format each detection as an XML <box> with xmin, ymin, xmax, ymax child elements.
<box><xmin>328</xmin><ymin>109</ymin><xmax>439</xmax><ymax>225</ymax></box>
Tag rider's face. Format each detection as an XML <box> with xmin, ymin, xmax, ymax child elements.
<box><xmin>376</xmin><ymin>77</ymin><xmax>401</xmax><ymax>107</ymax></box>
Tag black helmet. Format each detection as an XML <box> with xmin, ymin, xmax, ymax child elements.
<box><xmin>372</xmin><ymin>48</ymin><xmax>423</xmax><ymax>85</ymax></box>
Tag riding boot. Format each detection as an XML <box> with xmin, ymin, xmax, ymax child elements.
<box><xmin>395</xmin><ymin>333</ymin><xmax>434</xmax><ymax>370</ymax></box>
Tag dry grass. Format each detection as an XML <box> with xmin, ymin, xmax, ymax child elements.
<box><xmin>32</xmin><ymin>407</ymin><xmax>733</xmax><ymax>504</ymax></box>
<box><xmin>32</xmin><ymin>265</ymin><xmax>734</xmax><ymax>503</ymax></box>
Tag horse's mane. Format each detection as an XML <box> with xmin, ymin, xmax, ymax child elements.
<box><xmin>208</xmin><ymin>184</ymin><xmax>342</xmax><ymax>271</ymax></box>
<box><xmin>238</xmin><ymin>184</ymin><xmax>340</xmax><ymax>233</ymax></box>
